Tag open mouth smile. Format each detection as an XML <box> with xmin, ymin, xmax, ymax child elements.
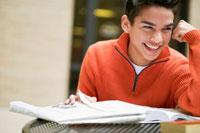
<box><xmin>144</xmin><ymin>43</ymin><xmax>161</xmax><ymax>51</ymax></box>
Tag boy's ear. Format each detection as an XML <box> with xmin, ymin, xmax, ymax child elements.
<box><xmin>121</xmin><ymin>15</ymin><xmax>131</xmax><ymax>33</ymax></box>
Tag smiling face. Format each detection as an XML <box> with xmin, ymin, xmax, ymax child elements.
<box><xmin>122</xmin><ymin>6</ymin><xmax>174</xmax><ymax>66</ymax></box>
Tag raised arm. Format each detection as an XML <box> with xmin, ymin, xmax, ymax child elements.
<box><xmin>172</xmin><ymin>20</ymin><xmax>200</xmax><ymax>116</ymax></box>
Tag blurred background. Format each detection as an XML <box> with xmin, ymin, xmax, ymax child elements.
<box><xmin>0</xmin><ymin>0</ymin><xmax>199</xmax><ymax>132</ymax></box>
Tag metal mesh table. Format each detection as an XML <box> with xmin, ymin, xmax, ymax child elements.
<box><xmin>23</xmin><ymin>119</ymin><xmax>160</xmax><ymax>133</ymax></box>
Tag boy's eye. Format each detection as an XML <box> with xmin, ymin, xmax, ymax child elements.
<box><xmin>163</xmin><ymin>27</ymin><xmax>172</xmax><ymax>31</ymax></box>
<box><xmin>143</xmin><ymin>26</ymin><xmax>153</xmax><ymax>29</ymax></box>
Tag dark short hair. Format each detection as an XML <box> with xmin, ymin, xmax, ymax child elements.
<box><xmin>125</xmin><ymin>0</ymin><xmax>181</xmax><ymax>25</ymax></box>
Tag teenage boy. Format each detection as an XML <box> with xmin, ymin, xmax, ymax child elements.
<box><xmin>65</xmin><ymin>0</ymin><xmax>200</xmax><ymax>116</ymax></box>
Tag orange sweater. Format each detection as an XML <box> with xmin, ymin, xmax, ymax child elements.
<box><xmin>78</xmin><ymin>30</ymin><xmax>200</xmax><ymax>116</ymax></box>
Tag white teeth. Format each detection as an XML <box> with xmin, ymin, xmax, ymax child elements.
<box><xmin>145</xmin><ymin>43</ymin><xmax>159</xmax><ymax>50</ymax></box>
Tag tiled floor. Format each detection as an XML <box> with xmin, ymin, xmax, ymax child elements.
<box><xmin>0</xmin><ymin>107</ymin><xmax>34</xmax><ymax>133</ymax></box>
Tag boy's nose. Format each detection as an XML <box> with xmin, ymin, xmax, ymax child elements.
<box><xmin>150</xmin><ymin>32</ymin><xmax>163</xmax><ymax>44</ymax></box>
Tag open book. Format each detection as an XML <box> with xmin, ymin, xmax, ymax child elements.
<box><xmin>10</xmin><ymin>100</ymin><xmax>146</xmax><ymax>124</ymax></box>
<box><xmin>10</xmin><ymin>100</ymin><xmax>199</xmax><ymax>125</ymax></box>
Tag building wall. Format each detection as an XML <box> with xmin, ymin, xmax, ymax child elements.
<box><xmin>189</xmin><ymin>0</ymin><xmax>200</xmax><ymax>28</ymax></box>
<box><xmin>0</xmin><ymin>0</ymin><xmax>74</xmax><ymax>106</ymax></box>
<box><xmin>186</xmin><ymin>0</ymin><xmax>200</xmax><ymax>57</ymax></box>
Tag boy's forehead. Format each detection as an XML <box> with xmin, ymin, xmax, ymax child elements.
<box><xmin>135</xmin><ymin>6</ymin><xmax>175</xmax><ymax>24</ymax></box>
<box><xmin>138</xmin><ymin>6</ymin><xmax>174</xmax><ymax>16</ymax></box>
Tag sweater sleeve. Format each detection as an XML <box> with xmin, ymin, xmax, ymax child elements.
<box><xmin>77</xmin><ymin>45</ymin><xmax>98</xmax><ymax>97</ymax></box>
<box><xmin>177</xmin><ymin>30</ymin><xmax>200</xmax><ymax>116</ymax></box>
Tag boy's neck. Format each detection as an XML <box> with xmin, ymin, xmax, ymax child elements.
<box><xmin>127</xmin><ymin>43</ymin><xmax>152</xmax><ymax>66</ymax></box>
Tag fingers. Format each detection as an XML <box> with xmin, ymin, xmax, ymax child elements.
<box><xmin>172</xmin><ymin>31</ymin><xmax>185</xmax><ymax>43</ymax></box>
<box><xmin>172</xmin><ymin>20</ymin><xmax>186</xmax><ymax>43</ymax></box>
<box><xmin>64</xmin><ymin>94</ymin><xmax>78</xmax><ymax>105</ymax></box>
<box><xmin>172</xmin><ymin>20</ymin><xmax>195</xmax><ymax>43</ymax></box>
<box><xmin>64</xmin><ymin>94</ymin><xmax>97</xmax><ymax>105</ymax></box>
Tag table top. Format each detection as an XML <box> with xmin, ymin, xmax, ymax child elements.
<box><xmin>22</xmin><ymin>119</ymin><xmax>161</xmax><ymax>133</ymax></box>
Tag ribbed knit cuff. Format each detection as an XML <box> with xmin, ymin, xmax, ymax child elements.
<box><xmin>184</xmin><ymin>30</ymin><xmax>200</xmax><ymax>45</ymax></box>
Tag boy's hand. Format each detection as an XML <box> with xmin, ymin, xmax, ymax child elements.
<box><xmin>172</xmin><ymin>20</ymin><xmax>196</xmax><ymax>43</ymax></box>
<box><xmin>64</xmin><ymin>94</ymin><xmax>80</xmax><ymax>105</ymax></box>
<box><xmin>64</xmin><ymin>92</ymin><xmax>97</xmax><ymax>105</ymax></box>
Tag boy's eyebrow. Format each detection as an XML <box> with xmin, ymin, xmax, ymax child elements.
<box><xmin>165</xmin><ymin>23</ymin><xmax>174</xmax><ymax>27</ymax></box>
<box><xmin>141</xmin><ymin>21</ymin><xmax>174</xmax><ymax>27</ymax></box>
<box><xmin>141</xmin><ymin>21</ymin><xmax>155</xmax><ymax>26</ymax></box>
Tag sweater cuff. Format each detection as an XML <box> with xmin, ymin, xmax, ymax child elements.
<box><xmin>183</xmin><ymin>30</ymin><xmax>200</xmax><ymax>45</ymax></box>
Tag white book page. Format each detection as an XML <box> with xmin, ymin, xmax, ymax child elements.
<box><xmin>78</xmin><ymin>90</ymin><xmax>107</xmax><ymax>112</ymax></box>
<box><xmin>78</xmin><ymin>90</ymin><xmax>149</xmax><ymax>113</ymax></box>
